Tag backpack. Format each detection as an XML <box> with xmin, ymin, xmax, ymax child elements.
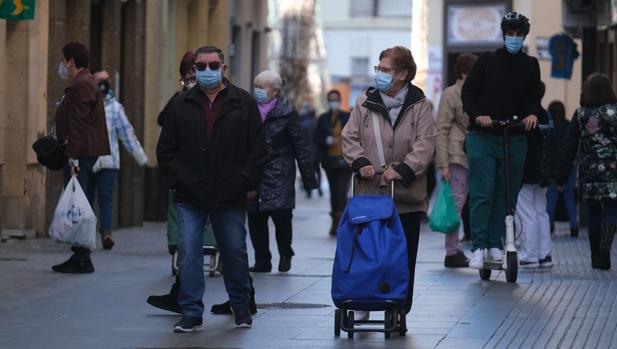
<box><xmin>331</xmin><ymin>194</ymin><xmax>409</xmax><ymax>310</ymax></box>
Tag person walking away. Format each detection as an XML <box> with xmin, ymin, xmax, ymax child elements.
<box><xmin>546</xmin><ymin>100</ymin><xmax>578</xmax><ymax>237</ymax></box>
<box><xmin>558</xmin><ymin>73</ymin><xmax>617</xmax><ymax>270</ymax></box>
<box><xmin>343</xmin><ymin>46</ymin><xmax>436</xmax><ymax>314</ymax></box>
<box><xmin>515</xmin><ymin>81</ymin><xmax>553</xmax><ymax>269</ymax></box>
<box><xmin>435</xmin><ymin>52</ymin><xmax>477</xmax><ymax>268</ymax></box>
<box><xmin>316</xmin><ymin>90</ymin><xmax>352</xmax><ymax>235</ymax></box>
<box><xmin>462</xmin><ymin>11</ymin><xmax>543</xmax><ymax>269</ymax></box>
<box><xmin>157</xmin><ymin>46</ymin><xmax>266</xmax><ymax>332</ymax></box>
<box><xmin>51</xmin><ymin>42</ymin><xmax>110</xmax><ymax>274</ymax></box>
<box><xmin>92</xmin><ymin>70</ymin><xmax>148</xmax><ymax>250</ymax></box>
<box><xmin>298</xmin><ymin>100</ymin><xmax>322</xmax><ymax>198</ymax></box>
<box><xmin>248</xmin><ymin>71</ymin><xmax>318</xmax><ymax>273</ymax></box>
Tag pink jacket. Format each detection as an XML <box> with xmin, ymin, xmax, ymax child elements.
<box><xmin>342</xmin><ymin>85</ymin><xmax>437</xmax><ymax>213</ymax></box>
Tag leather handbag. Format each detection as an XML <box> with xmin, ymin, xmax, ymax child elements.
<box><xmin>32</xmin><ymin>128</ymin><xmax>65</xmax><ymax>171</ymax></box>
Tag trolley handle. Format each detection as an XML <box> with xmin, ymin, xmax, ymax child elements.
<box><xmin>351</xmin><ymin>171</ymin><xmax>395</xmax><ymax>198</ymax></box>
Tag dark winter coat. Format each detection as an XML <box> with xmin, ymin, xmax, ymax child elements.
<box><xmin>558</xmin><ymin>103</ymin><xmax>617</xmax><ymax>201</ymax></box>
<box><xmin>522</xmin><ymin>108</ymin><xmax>550</xmax><ymax>185</ymax></box>
<box><xmin>462</xmin><ymin>48</ymin><xmax>543</xmax><ymax>136</ymax></box>
<box><xmin>157</xmin><ymin>81</ymin><xmax>266</xmax><ymax>209</ymax></box>
<box><xmin>299</xmin><ymin>111</ymin><xmax>319</xmax><ymax>163</ymax></box>
<box><xmin>315</xmin><ymin>110</ymin><xmax>351</xmax><ymax>171</ymax></box>
<box><xmin>254</xmin><ymin>97</ymin><xmax>318</xmax><ymax>211</ymax></box>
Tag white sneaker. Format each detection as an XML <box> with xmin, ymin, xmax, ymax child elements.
<box><xmin>488</xmin><ymin>248</ymin><xmax>503</xmax><ymax>262</ymax></box>
<box><xmin>469</xmin><ymin>249</ymin><xmax>485</xmax><ymax>269</ymax></box>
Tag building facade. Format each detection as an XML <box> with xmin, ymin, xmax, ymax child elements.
<box><xmin>0</xmin><ymin>0</ymin><xmax>269</xmax><ymax>238</ymax></box>
<box><xmin>318</xmin><ymin>0</ymin><xmax>412</xmax><ymax>110</ymax></box>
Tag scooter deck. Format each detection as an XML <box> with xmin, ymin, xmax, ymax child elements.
<box><xmin>483</xmin><ymin>260</ymin><xmax>504</xmax><ymax>270</ymax></box>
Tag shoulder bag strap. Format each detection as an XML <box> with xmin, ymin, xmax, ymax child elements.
<box><xmin>371</xmin><ymin>113</ymin><xmax>386</xmax><ymax>170</ymax></box>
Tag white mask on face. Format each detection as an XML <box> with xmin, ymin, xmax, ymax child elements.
<box><xmin>328</xmin><ymin>101</ymin><xmax>341</xmax><ymax>111</ymax></box>
<box><xmin>58</xmin><ymin>62</ymin><xmax>69</xmax><ymax>80</ymax></box>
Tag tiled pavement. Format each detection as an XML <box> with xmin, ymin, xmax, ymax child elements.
<box><xmin>0</xmin><ymin>193</ymin><xmax>615</xmax><ymax>349</ymax></box>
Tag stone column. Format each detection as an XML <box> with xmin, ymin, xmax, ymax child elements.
<box><xmin>118</xmin><ymin>0</ymin><xmax>145</xmax><ymax>227</ymax></box>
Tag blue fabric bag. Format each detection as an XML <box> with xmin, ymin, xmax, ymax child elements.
<box><xmin>331</xmin><ymin>194</ymin><xmax>409</xmax><ymax>310</ymax></box>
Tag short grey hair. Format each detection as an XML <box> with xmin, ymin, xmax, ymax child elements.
<box><xmin>254</xmin><ymin>70</ymin><xmax>283</xmax><ymax>90</ymax></box>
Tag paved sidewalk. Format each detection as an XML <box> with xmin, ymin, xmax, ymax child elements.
<box><xmin>0</xmin><ymin>193</ymin><xmax>616</xmax><ymax>349</ymax></box>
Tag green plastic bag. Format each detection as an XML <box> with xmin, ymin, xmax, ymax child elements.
<box><xmin>428</xmin><ymin>181</ymin><xmax>460</xmax><ymax>233</ymax></box>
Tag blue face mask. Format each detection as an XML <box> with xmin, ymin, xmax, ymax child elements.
<box><xmin>196</xmin><ymin>68</ymin><xmax>222</xmax><ymax>88</ymax></box>
<box><xmin>504</xmin><ymin>35</ymin><xmax>524</xmax><ymax>54</ymax></box>
<box><xmin>253</xmin><ymin>88</ymin><xmax>270</xmax><ymax>104</ymax></box>
<box><xmin>375</xmin><ymin>71</ymin><xmax>393</xmax><ymax>92</ymax></box>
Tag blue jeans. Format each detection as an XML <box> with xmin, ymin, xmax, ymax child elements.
<box><xmin>176</xmin><ymin>203</ymin><xmax>251</xmax><ymax>318</ymax></box>
<box><xmin>63</xmin><ymin>156</ymin><xmax>98</xmax><ymax>257</ymax></box>
<box><xmin>87</xmin><ymin>169</ymin><xmax>118</xmax><ymax>234</ymax></box>
<box><xmin>547</xmin><ymin>167</ymin><xmax>578</xmax><ymax>229</ymax></box>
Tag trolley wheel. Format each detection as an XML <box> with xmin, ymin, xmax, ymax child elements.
<box><xmin>347</xmin><ymin>311</ymin><xmax>354</xmax><ymax>339</ymax></box>
<box><xmin>479</xmin><ymin>268</ymin><xmax>491</xmax><ymax>280</ymax></box>
<box><xmin>506</xmin><ymin>252</ymin><xmax>518</xmax><ymax>283</ymax></box>
<box><xmin>384</xmin><ymin>310</ymin><xmax>394</xmax><ymax>339</ymax></box>
<box><xmin>334</xmin><ymin>309</ymin><xmax>341</xmax><ymax>337</ymax></box>
<box><xmin>399</xmin><ymin>310</ymin><xmax>407</xmax><ymax>336</ymax></box>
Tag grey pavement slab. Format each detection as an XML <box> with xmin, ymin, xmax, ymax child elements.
<box><xmin>1</xmin><ymin>192</ymin><xmax>616</xmax><ymax>348</ymax></box>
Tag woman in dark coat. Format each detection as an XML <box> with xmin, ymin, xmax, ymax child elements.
<box><xmin>248</xmin><ymin>70</ymin><xmax>318</xmax><ymax>273</ymax></box>
<box><xmin>558</xmin><ymin>73</ymin><xmax>617</xmax><ymax>270</ymax></box>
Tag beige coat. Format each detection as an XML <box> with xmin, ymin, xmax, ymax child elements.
<box><xmin>342</xmin><ymin>85</ymin><xmax>437</xmax><ymax>214</ymax></box>
<box><xmin>435</xmin><ymin>79</ymin><xmax>469</xmax><ymax>169</ymax></box>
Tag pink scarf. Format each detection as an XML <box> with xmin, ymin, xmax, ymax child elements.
<box><xmin>258</xmin><ymin>97</ymin><xmax>278</xmax><ymax>122</ymax></box>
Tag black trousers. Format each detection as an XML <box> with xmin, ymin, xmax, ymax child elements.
<box><xmin>588</xmin><ymin>199</ymin><xmax>617</xmax><ymax>267</ymax></box>
<box><xmin>325</xmin><ymin>169</ymin><xmax>352</xmax><ymax>213</ymax></box>
<box><xmin>248</xmin><ymin>209</ymin><xmax>294</xmax><ymax>263</ymax></box>
<box><xmin>400</xmin><ymin>212</ymin><xmax>422</xmax><ymax>313</ymax></box>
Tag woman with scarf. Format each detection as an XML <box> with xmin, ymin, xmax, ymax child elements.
<box><xmin>248</xmin><ymin>70</ymin><xmax>318</xmax><ymax>273</ymax></box>
<box><xmin>342</xmin><ymin>46</ymin><xmax>436</xmax><ymax>314</ymax></box>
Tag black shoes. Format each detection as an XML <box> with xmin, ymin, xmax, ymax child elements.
<box><xmin>249</xmin><ymin>261</ymin><xmax>272</xmax><ymax>273</ymax></box>
<box><xmin>51</xmin><ymin>256</ymin><xmax>94</xmax><ymax>274</ymax></box>
<box><xmin>101</xmin><ymin>233</ymin><xmax>115</xmax><ymax>250</ymax></box>
<box><xmin>232</xmin><ymin>311</ymin><xmax>253</xmax><ymax>328</ymax></box>
<box><xmin>147</xmin><ymin>293</ymin><xmax>182</xmax><ymax>314</ymax></box>
<box><xmin>279</xmin><ymin>255</ymin><xmax>292</xmax><ymax>272</ymax></box>
<box><xmin>211</xmin><ymin>284</ymin><xmax>257</xmax><ymax>315</ymax></box>
<box><xmin>570</xmin><ymin>227</ymin><xmax>579</xmax><ymax>238</ymax></box>
<box><xmin>444</xmin><ymin>251</ymin><xmax>469</xmax><ymax>268</ymax></box>
<box><xmin>174</xmin><ymin>316</ymin><xmax>203</xmax><ymax>333</ymax></box>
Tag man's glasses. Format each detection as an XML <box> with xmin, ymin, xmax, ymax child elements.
<box><xmin>195</xmin><ymin>61</ymin><xmax>221</xmax><ymax>71</ymax></box>
<box><xmin>374</xmin><ymin>66</ymin><xmax>394</xmax><ymax>74</ymax></box>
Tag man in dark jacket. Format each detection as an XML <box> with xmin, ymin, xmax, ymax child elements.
<box><xmin>462</xmin><ymin>12</ymin><xmax>543</xmax><ymax>269</ymax></box>
<box><xmin>315</xmin><ymin>90</ymin><xmax>352</xmax><ymax>235</ymax></box>
<box><xmin>51</xmin><ymin>42</ymin><xmax>110</xmax><ymax>274</ymax></box>
<box><xmin>157</xmin><ymin>46</ymin><xmax>266</xmax><ymax>332</ymax></box>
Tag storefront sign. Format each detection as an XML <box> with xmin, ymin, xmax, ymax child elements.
<box><xmin>447</xmin><ymin>4</ymin><xmax>506</xmax><ymax>46</ymax></box>
<box><xmin>0</xmin><ymin>0</ymin><xmax>35</xmax><ymax>20</ymax></box>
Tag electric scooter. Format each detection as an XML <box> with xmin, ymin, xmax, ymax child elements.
<box><xmin>479</xmin><ymin>116</ymin><xmax>525</xmax><ymax>283</ymax></box>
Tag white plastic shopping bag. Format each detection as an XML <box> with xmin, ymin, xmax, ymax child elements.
<box><xmin>48</xmin><ymin>176</ymin><xmax>97</xmax><ymax>249</ymax></box>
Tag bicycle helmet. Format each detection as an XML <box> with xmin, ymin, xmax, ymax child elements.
<box><xmin>501</xmin><ymin>11</ymin><xmax>530</xmax><ymax>36</ymax></box>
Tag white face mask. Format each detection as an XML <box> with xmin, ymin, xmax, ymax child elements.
<box><xmin>328</xmin><ymin>101</ymin><xmax>341</xmax><ymax>111</ymax></box>
<box><xmin>58</xmin><ymin>62</ymin><xmax>69</xmax><ymax>80</ymax></box>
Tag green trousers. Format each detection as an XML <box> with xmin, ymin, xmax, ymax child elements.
<box><xmin>467</xmin><ymin>131</ymin><xmax>526</xmax><ymax>251</ymax></box>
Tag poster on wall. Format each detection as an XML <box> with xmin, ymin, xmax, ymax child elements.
<box><xmin>0</xmin><ymin>0</ymin><xmax>34</xmax><ymax>20</ymax></box>
<box><xmin>447</xmin><ymin>4</ymin><xmax>506</xmax><ymax>46</ymax></box>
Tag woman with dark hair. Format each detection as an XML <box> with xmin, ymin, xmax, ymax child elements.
<box><xmin>558</xmin><ymin>73</ymin><xmax>617</xmax><ymax>270</ymax></box>
<box><xmin>546</xmin><ymin>100</ymin><xmax>578</xmax><ymax>237</ymax></box>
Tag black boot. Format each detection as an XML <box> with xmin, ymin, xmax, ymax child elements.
<box><xmin>279</xmin><ymin>255</ymin><xmax>292</xmax><ymax>272</ymax></box>
<box><xmin>146</xmin><ymin>275</ymin><xmax>181</xmax><ymax>314</ymax></box>
<box><xmin>249</xmin><ymin>261</ymin><xmax>272</xmax><ymax>273</ymax></box>
<box><xmin>329</xmin><ymin>212</ymin><xmax>342</xmax><ymax>236</ymax></box>
<box><xmin>211</xmin><ymin>278</ymin><xmax>257</xmax><ymax>315</ymax></box>
<box><xmin>52</xmin><ymin>247</ymin><xmax>94</xmax><ymax>274</ymax></box>
<box><xmin>597</xmin><ymin>223</ymin><xmax>616</xmax><ymax>270</ymax></box>
<box><xmin>570</xmin><ymin>227</ymin><xmax>579</xmax><ymax>238</ymax></box>
<box><xmin>589</xmin><ymin>226</ymin><xmax>602</xmax><ymax>269</ymax></box>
